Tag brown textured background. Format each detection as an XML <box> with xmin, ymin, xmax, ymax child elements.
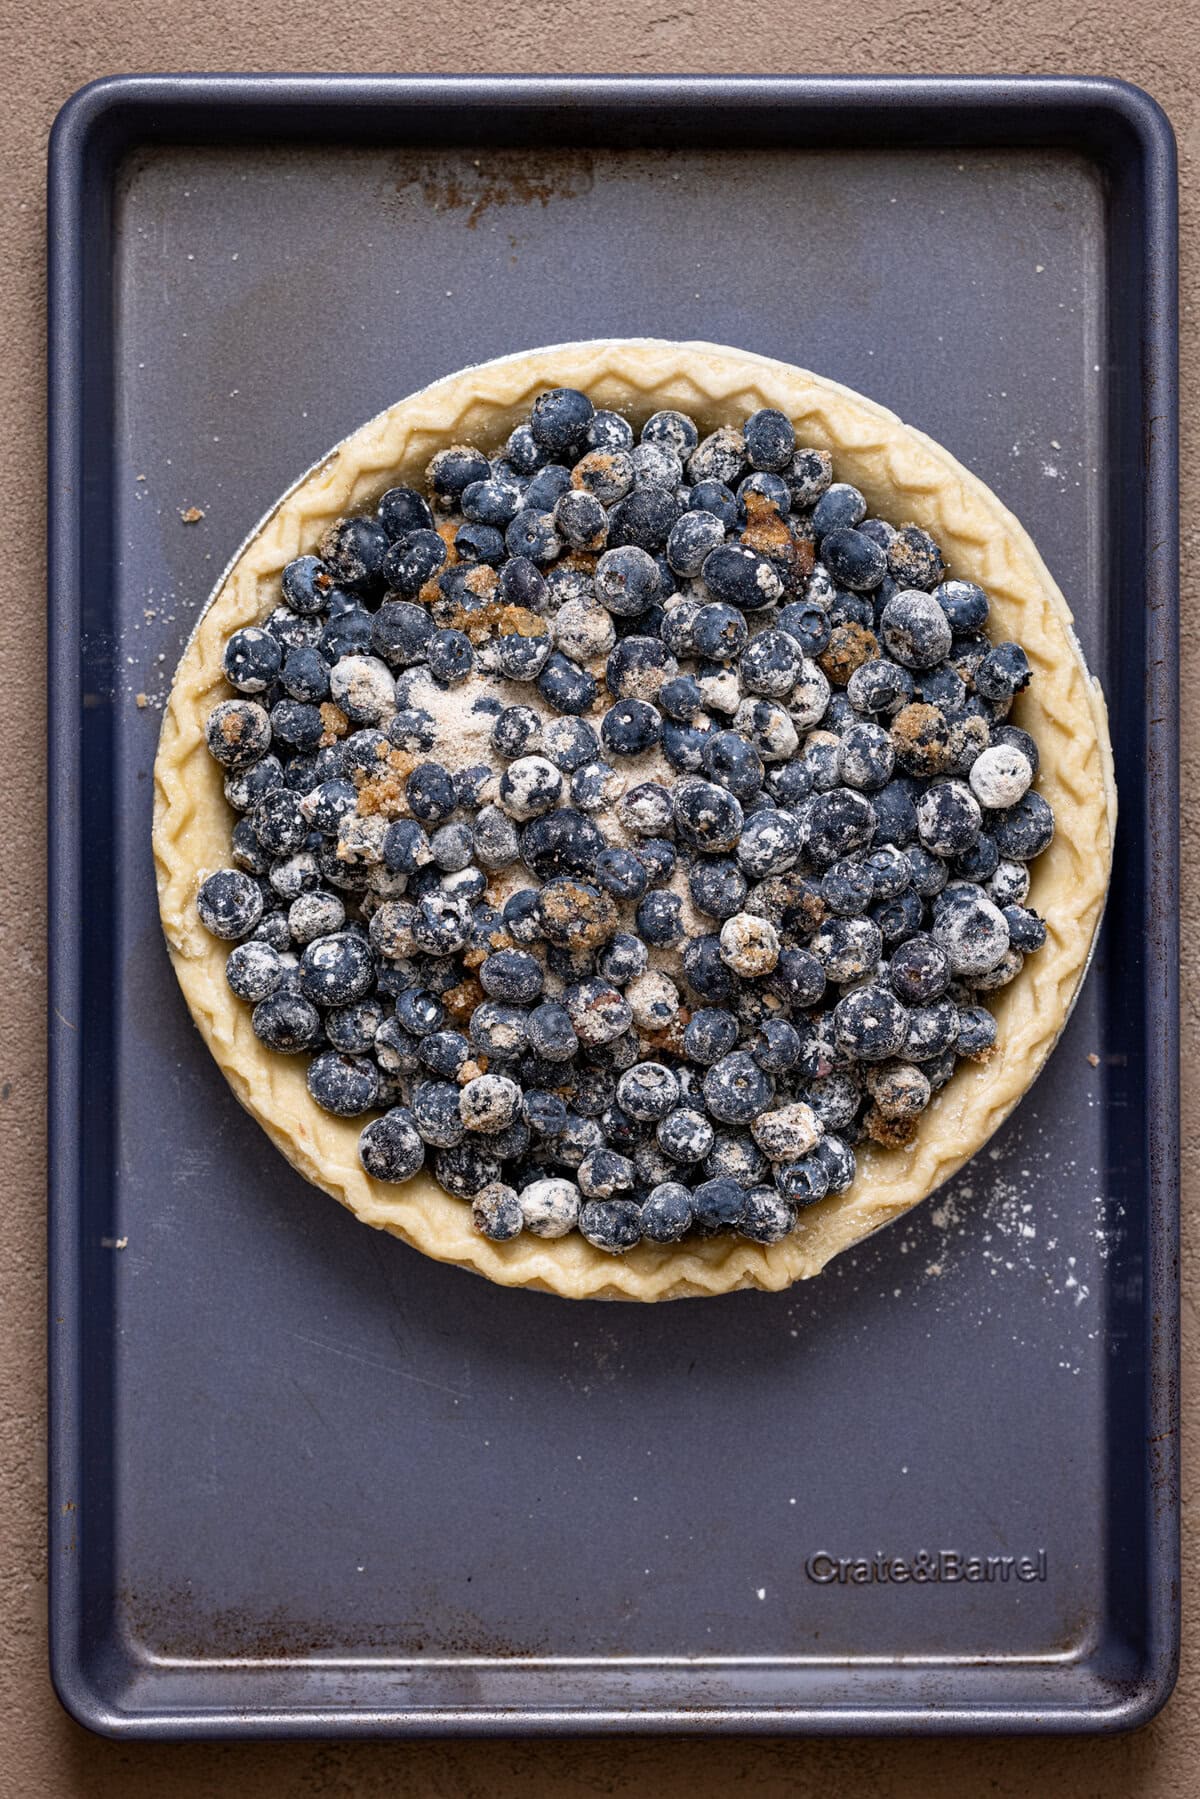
<box><xmin>0</xmin><ymin>6</ymin><xmax>1192</xmax><ymax>1793</ymax></box>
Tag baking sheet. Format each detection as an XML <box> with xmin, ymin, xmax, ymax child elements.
<box><xmin>47</xmin><ymin>75</ymin><xmax>1179</xmax><ymax>1735</ymax></box>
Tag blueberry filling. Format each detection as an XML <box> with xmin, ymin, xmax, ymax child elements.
<box><xmin>195</xmin><ymin>391</ymin><xmax>1056</xmax><ymax>1254</ymax></box>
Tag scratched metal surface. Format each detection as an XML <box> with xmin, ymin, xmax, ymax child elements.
<box><xmin>50</xmin><ymin>82</ymin><xmax>1176</xmax><ymax>1733</ymax></box>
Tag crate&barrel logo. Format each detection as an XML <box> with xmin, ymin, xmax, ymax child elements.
<box><xmin>805</xmin><ymin>1549</ymin><xmax>1048</xmax><ymax>1586</ymax></box>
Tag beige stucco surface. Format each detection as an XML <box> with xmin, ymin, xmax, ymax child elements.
<box><xmin>0</xmin><ymin>7</ymin><xmax>1194</xmax><ymax>1793</ymax></box>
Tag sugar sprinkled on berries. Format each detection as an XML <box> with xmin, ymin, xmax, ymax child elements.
<box><xmin>193</xmin><ymin>384</ymin><xmax>1060</xmax><ymax>1247</ymax></box>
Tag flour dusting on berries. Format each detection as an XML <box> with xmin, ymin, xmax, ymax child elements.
<box><xmin>194</xmin><ymin>387</ymin><xmax>1054</xmax><ymax>1253</ymax></box>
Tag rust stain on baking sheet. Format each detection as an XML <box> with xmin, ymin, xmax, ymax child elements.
<box><xmin>120</xmin><ymin>1585</ymin><xmax>549</xmax><ymax>1662</ymax></box>
<box><xmin>396</xmin><ymin>151</ymin><xmax>595</xmax><ymax>228</ymax></box>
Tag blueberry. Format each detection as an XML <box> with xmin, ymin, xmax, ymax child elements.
<box><xmin>197</xmin><ymin>868</ymin><xmax>264</xmax><ymax>940</ymax></box>
<box><xmin>318</xmin><ymin>608</ymin><xmax>375</xmax><ymax>663</ymax></box>
<box><xmin>654</xmin><ymin>1102</ymin><xmax>715</xmax><ymax>1163</ymax></box>
<box><xmin>701</xmin><ymin>543</ymin><xmax>783</xmax><ymax>610</ymax></box>
<box><xmin>225</xmin><ymin>939</ymin><xmax>282</xmax><ymax>1002</ymax></box>
<box><xmin>879</xmin><ymin>590</ymin><xmax>953</xmax><ymax>669</ymax></box>
<box><xmin>429</xmin><ymin>820</ymin><xmax>475</xmax><ymax>872</ymax></box>
<box><xmin>537</xmin><ymin>652</ymin><xmax>598</xmax><ymax>716</ymax></box>
<box><xmin>1003</xmin><ymin>905</ymin><xmax>1047</xmax><ymax>952</ymax></box>
<box><xmin>223</xmin><ymin>626</ymin><xmax>282</xmax><ymax>693</ymax></box>
<box><xmin>594</xmin><ymin>544</ymin><xmax>662</xmax><ymax>617</ymax></box>
<box><xmin>607</xmin><ymin>485</ymin><xmax>684</xmax><ymax>553</ymax></box>
<box><xmin>251</xmin><ymin>787</ymin><xmax>308</xmax><ymax>856</ymax></box>
<box><xmin>661</xmin><ymin>719</ymin><xmax>715</xmax><ymax>774</ymax></box>
<box><xmin>530</xmin><ymin>387</ymin><xmax>594</xmax><ymax>457</ymax></box>
<box><xmin>932</xmin><ymin>888</ymin><xmax>1010</xmax><ymax>976</ymax></box>
<box><xmin>990</xmin><ymin>791</ymin><xmax>1054</xmax><ymax>861</ymax></box>
<box><xmin>206</xmin><ymin>699</ymin><xmax>272</xmax><ymax>769</ymax></box>
<box><xmin>811</xmin><ymin>914</ymin><xmax>883</xmax><ymax>981</ymax></box>
<box><xmin>674</xmin><ymin>778</ymin><xmax>744</xmax><ymax>852</ymax></box>
<box><xmin>774</xmin><ymin>1157</ymin><xmax>829</xmax><ymax>1206</ymax></box>
<box><xmin>594</xmin><ymin>847</ymin><xmax>648</xmax><ymax>901</ymax></box>
<box><xmin>871</xmin><ymin>777</ymin><xmax>919</xmax><ymax>848</ymax></box>
<box><xmin>975</xmin><ymin>641</ymin><xmax>1032</xmax><ymax>701</ymax></box>
<box><xmin>502</xmin><ymin>507</ymin><xmax>560</xmax><ymax>565</ymax></box>
<box><xmin>681</xmin><ymin>934</ymin><xmax>739</xmax><ymax>1003</ymax></box>
<box><xmin>224</xmin><ymin>754</ymin><xmax>284</xmax><ymax>813</ymax></box>
<box><xmin>570</xmin><ymin>760</ymin><xmax>623</xmax><ymax>810</ymax></box>
<box><xmin>738</xmin><ymin>470</ymin><xmax>792</xmax><ymax>520</ymax></box>
<box><xmin>635</xmin><ymin>890</ymin><xmax>684</xmax><ymax>948</ymax></box>
<box><xmin>534</xmin><ymin>718</ymin><xmax>595</xmax><ymax>773</ymax></box>
<box><xmin>780</xmin><ymin>448</ymin><xmax>831</xmax><ymax>509</ymax></box>
<box><xmin>953</xmin><ymin>832</ymin><xmax>1001</xmax><ymax>881</ymax></box>
<box><xmin>398</xmin><ymin>761</ymin><xmax>453</xmax><ymax>825</ymax></box>
<box><xmin>378</xmin><ymin>818</ymin><xmax>429</xmax><ymax>876</ymax></box>
<box><xmin>597</xmin><ymin>931</ymin><xmax>649</xmax><ymax>984</ymax></box>
<box><xmin>701</xmin><ymin>1051</ymin><xmax>774</xmax><ymax>1124</ymax></box>
<box><xmin>906</xmin><ymin>844</ymin><xmax>949</xmax><ymax>898</ymax></box>
<box><xmin>740</xmin><ymin>407</ymin><xmax>795</xmax><ymax>473</ymax></box>
<box><xmin>639</xmin><ymin>407</ymin><xmax>698</xmax><ymax>456</ymax></box>
<box><xmin>299</xmin><ymin>931</ymin><xmax>375</xmax><ymax>1006</ymax></box>
<box><xmin>752</xmin><ymin>1018</ymin><xmax>803</xmax><ymax>1073</ymax></box>
<box><xmin>688</xmin><ymin>602</ymin><xmax>747</xmax><ymax>664</ymax></box>
<box><xmin>325</xmin><ymin>998</ymin><xmax>387</xmax><ymax>1055</ymax></box>
<box><xmin>656</xmin><ymin>676</ymin><xmax>701</xmax><ymax>723</ymax></box>
<box><xmin>288</xmin><ymin>889</ymin><xmax>345</xmax><ymax>944</ymax></box>
<box><xmin>915</xmin><ymin>779</ymin><xmax>983</xmax><ymax>856</ymax></box>
<box><xmin>834</xmin><ymin>984</ymin><xmax>909</xmax><ymax>1060</ymax></box>
<box><xmin>554</xmin><ymin>487</ymin><xmax>608</xmax><ymax>552</ymax></box>
<box><xmin>479</xmin><ymin>949</ymin><xmax>545</xmax><ymax>1005</ymax></box>
<box><xmin>688</xmin><ymin>426</ymin><xmax>746</xmax><ymax>487</ymax></box>
<box><xmin>519</xmin><ymin>807</ymin><xmax>606</xmax><ymax>879</ymax></box>
<box><xmin>636</xmin><ymin>838</ymin><xmax>675</xmax><ymax>885</ymax></box>
<box><xmin>735</xmin><ymin>808</ymin><xmax>802</xmax><ymax>878</ymax></box>
<box><xmin>735</xmin><ymin>1186</ymin><xmax>796</xmax><ymax>1243</ymax></box>
<box><xmin>281</xmin><ymin>555</ymin><xmax>334</xmax><ymax>616</ymax></box>
<box><xmin>617</xmin><ymin>782</ymin><xmax>674</xmax><ymax>839</ymax></box>
<box><xmin>846</xmin><ymin>657</ymin><xmax>913</xmax><ymax>717</ymax></box>
<box><xmin>835</xmin><ymin>720</ymin><xmax>895</xmax><ymax>792</ymax></box>
<box><xmin>688</xmin><ymin>857</ymin><xmax>748</xmax><ymax>920</ymax></box>
<box><xmin>956</xmin><ymin>1005</ymin><xmax>999</xmax><ymax>1059</ymax></box>
<box><xmin>806</xmin><ymin>788</ymin><xmax>877</xmax><ymax>864</ymax></box>
<box><xmin>606</xmin><ymin>635</ymin><xmax>676</xmax><ymax>703</ymax></box>
<box><xmin>933</xmin><ymin>578</ymin><xmax>989</xmax><ymax>633</ymax></box>
<box><xmin>777</xmin><ymin>601</ymin><xmax>832</xmax><ymax>657</ymax></box>
<box><xmin>691</xmin><ymin>1175</ymin><xmax>748</xmax><ymax>1234</ymax></box>
<box><xmin>872</xmin><ymin>887</ymin><xmax>924</xmax><ymax>944</ymax></box>
<box><xmin>601</xmin><ymin>698</ymin><xmax>662</xmax><ymax>755</ymax></box>
<box><xmin>734</xmin><ymin>633</ymin><xmax>799</xmax><ymax>702</ymax></box>
<box><xmin>887</xmin><ymin>523</ymin><xmax>945</xmax><ymax>590</ymax></box>
<box><xmin>426</xmin><ymin>444</ymin><xmax>491</xmax><ymax>509</ymax></box>
<box><xmin>770</xmin><ymin>947</ymin><xmax>827</xmax><ymax>1009</ymax></box>
<box><xmin>377</xmin><ymin>485</ymin><xmax>435</xmax><ymax>538</ymax></box>
<box><xmin>526</xmin><ymin>1000</ymin><xmax>578</xmax><ymax>1062</ymax></box>
<box><xmin>451</xmin><ymin>520</ymin><xmax>503</xmax><ymax>565</ymax></box>
<box><xmin>687</xmin><ymin>478</ymin><xmax>738</xmax><ymax>529</ymax></box>
<box><xmin>575</xmin><ymin>1199</ymin><xmax>640</xmax><ymax>1253</ymax></box>
<box><xmin>811</xmin><ymin>1133</ymin><xmax>856</xmax><ymax>1195</ymax></box>
<box><xmin>502</xmin><ymin>421</ymin><xmax>549</xmax><ymax>476</ymax></box>
<box><xmin>640</xmin><ymin>1182</ymin><xmax>695</xmax><ymax>1241</ymax></box>
<box><xmin>304</xmin><ymin>1050</ymin><xmax>379</xmax><ymax>1118</ymax></box>
<box><xmin>423</xmin><ymin>628</ymin><xmax>472</xmax><ymax>684</ymax></box>
<box><xmin>821</xmin><ymin>527</ymin><xmax>888</xmax><ymax>593</ymax></box>
<box><xmin>467</xmin><ymin>1182</ymin><xmax>523</xmax><ymax>1240</ymax></box>
<box><xmin>251</xmin><ymin>990</ymin><xmax>321</xmax><ymax>1052</ymax></box>
<box><xmin>666</xmin><ymin>509</ymin><xmax>726</xmax><ymax>578</ymax></box>
<box><xmin>395</xmin><ymin>988</ymin><xmax>445</xmax><ymax>1037</ymax></box>
<box><xmin>458</xmin><ymin>476</ymin><xmax>521</xmax><ymax>529</ymax></box>
<box><xmin>812</xmin><ymin>483</ymin><xmax>867</xmax><ymax>538</ymax></box>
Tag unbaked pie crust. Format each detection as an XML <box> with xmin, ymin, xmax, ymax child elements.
<box><xmin>152</xmin><ymin>339</ymin><xmax>1116</xmax><ymax>1301</ymax></box>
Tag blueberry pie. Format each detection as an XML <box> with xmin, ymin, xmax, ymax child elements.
<box><xmin>153</xmin><ymin>340</ymin><xmax>1115</xmax><ymax>1299</ymax></box>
